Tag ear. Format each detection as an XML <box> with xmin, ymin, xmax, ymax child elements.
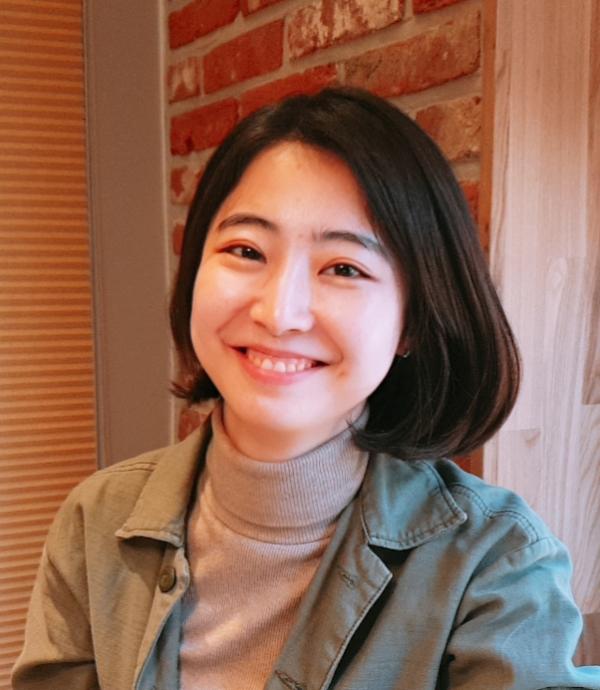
<box><xmin>396</xmin><ymin>337</ymin><xmax>411</xmax><ymax>359</ymax></box>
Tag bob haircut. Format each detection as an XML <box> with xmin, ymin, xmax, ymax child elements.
<box><xmin>170</xmin><ymin>87</ymin><xmax>520</xmax><ymax>461</ymax></box>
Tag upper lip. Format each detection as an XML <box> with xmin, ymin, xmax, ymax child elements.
<box><xmin>235</xmin><ymin>344</ymin><xmax>325</xmax><ymax>363</ymax></box>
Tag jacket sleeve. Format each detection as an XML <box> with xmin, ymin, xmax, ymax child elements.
<box><xmin>11</xmin><ymin>491</ymin><xmax>99</xmax><ymax>690</ymax></box>
<box><xmin>443</xmin><ymin>536</ymin><xmax>600</xmax><ymax>690</ymax></box>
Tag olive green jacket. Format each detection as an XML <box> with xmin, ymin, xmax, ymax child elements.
<box><xmin>12</xmin><ymin>421</ymin><xmax>600</xmax><ymax>690</ymax></box>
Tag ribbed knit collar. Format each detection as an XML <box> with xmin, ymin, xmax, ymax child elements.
<box><xmin>203</xmin><ymin>403</ymin><xmax>369</xmax><ymax>544</ymax></box>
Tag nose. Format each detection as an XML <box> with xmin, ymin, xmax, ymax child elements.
<box><xmin>249</xmin><ymin>259</ymin><xmax>315</xmax><ymax>335</ymax></box>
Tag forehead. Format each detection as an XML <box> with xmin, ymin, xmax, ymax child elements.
<box><xmin>213</xmin><ymin>141</ymin><xmax>374</xmax><ymax>232</ymax></box>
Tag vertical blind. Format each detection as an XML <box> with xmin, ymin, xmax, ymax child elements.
<box><xmin>0</xmin><ymin>0</ymin><xmax>97</xmax><ymax>685</ymax></box>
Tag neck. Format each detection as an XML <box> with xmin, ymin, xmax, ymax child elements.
<box><xmin>204</xmin><ymin>402</ymin><xmax>370</xmax><ymax>542</ymax></box>
<box><xmin>221</xmin><ymin>402</ymin><xmax>366</xmax><ymax>462</ymax></box>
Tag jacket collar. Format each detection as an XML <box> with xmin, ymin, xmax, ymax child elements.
<box><xmin>360</xmin><ymin>453</ymin><xmax>467</xmax><ymax>549</ymax></box>
<box><xmin>115</xmin><ymin>422</ymin><xmax>211</xmax><ymax>547</ymax></box>
<box><xmin>115</xmin><ymin>415</ymin><xmax>466</xmax><ymax>550</ymax></box>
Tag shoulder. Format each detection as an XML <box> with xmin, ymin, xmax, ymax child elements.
<box><xmin>415</xmin><ymin>459</ymin><xmax>568</xmax><ymax>575</ymax></box>
<box><xmin>51</xmin><ymin>425</ymin><xmax>209</xmax><ymax>540</ymax></box>
<box><xmin>362</xmin><ymin>453</ymin><xmax>562</xmax><ymax>562</ymax></box>
<box><xmin>426</xmin><ymin>459</ymin><xmax>550</xmax><ymax>542</ymax></box>
<box><xmin>362</xmin><ymin>454</ymin><xmax>576</xmax><ymax>625</ymax></box>
<box><xmin>62</xmin><ymin>442</ymin><xmax>173</xmax><ymax>513</ymax></box>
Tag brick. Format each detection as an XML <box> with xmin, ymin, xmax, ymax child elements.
<box><xmin>240</xmin><ymin>64</ymin><xmax>338</xmax><ymax>116</ymax></box>
<box><xmin>288</xmin><ymin>0</ymin><xmax>403</xmax><ymax>60</ymax></box>
<box><xmin>178</xmin><ymin>402</ymin><xmax>215</xmax><ymax>440</ymax></box>
<box><xmin>173</xmin><ymin>222</ymin><xmax>186</xmax><ymax>256</ymax></box>
<box><xmin>241</xmin><ymin>0</ymin><xmax>285</xmax><ymax>14</ymax></box>
<box><xmin>454</xmin><ymin>448</ymin><xmax>482</xmax><ymax>476</ymax></box>
<box><xmin>177</xmin><ymin>405</ymin><xmax>203</xmax><ymax>440</ymax></box>
<box><xmin>204</xmin><ymin>20</ymin><xmax>284</xmax><ymax>93</ymax></box>
<box><xmin>170</xmin><ymin>98</ymin><xmax>238</xmax><ymax>155</ymax></box>
<box><xmin>169</xmin><ymin>0</ymin><xmax>239</xmax><ymax>49</ymax></box>
<box><xmin>344</xmin><ymin>9</ymin><xmax>480</xmax><ymax>97</ymax></box>
<box><xmin>167</xmin><ymin>57</ymin><xmax>201</xmax><ymax>103</ymax></box>
<box><xmin>416</xmin><ymin>96</ymin><xmax>481</xmax><ymax>162</ymax></box>
<box><xmin>414</xmin><ymin>0</ymin><xmax>465</xmax><ymax>13</ymax></box>
<box><xmin>171</xmin><ymin>165</ymin><xmax>204</xmax><ymax>205</ymax></box>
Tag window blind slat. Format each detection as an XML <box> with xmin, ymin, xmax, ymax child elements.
<box><xmin>0</xmin><ymin>1</ymin><xmax>96</xmax><ymax>685</ymax></box>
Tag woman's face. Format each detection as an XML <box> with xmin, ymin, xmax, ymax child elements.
<box><xmin>190</xmin><ymin>142</ymin><xmax>406</xmax><ymax>460</ymax></box>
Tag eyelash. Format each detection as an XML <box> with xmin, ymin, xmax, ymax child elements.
<box><xmin>225</xmin><ymin>245</ymin><xmax>264</xmax><ymax>261</ymax></box>
<box><xmin>222</xmin><ymin>244</ymin><xmax>369</xmax><ymax>279</ymax></box>
<box><xmin>322</xmin><ymin>263</ymin><xmax>366</xmax><ymax>279</ymax></box>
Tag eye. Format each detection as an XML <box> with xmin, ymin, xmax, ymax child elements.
<box><xmin>323</xmin><ymin>263</ymin><xmax>367</xmax><ymax>279</ymax></box>
<box><xmin>224</xmin><ymin>244</ymin><xmax>264</xmax><ymax>261</ymax></box>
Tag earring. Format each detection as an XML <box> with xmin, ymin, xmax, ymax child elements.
<box><xmin>400</xmin><ymin>349</ymin><xmax>410</xmax><ymax>359</ymax></box>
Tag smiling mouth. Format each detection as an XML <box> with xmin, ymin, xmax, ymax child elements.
<box><xmin>237</xmin><ymin>347</ymin><xmax>324</xmax><ymax>374</ymax></box>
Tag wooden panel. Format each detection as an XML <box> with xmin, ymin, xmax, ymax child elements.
<box><xmin>484</xmin><ymin>0</ymin><xmax>600</xmax><ymax>614</ymax></box>
<box><xmin>0</xmin><ymin>0</ymin><xmax>97</xmax><ymax>687</ymax></box>
<box><xmin>583</xmin><ymin>0</ymin><xmax>600</xmax><ymax>405</ymax></box>
<box><xmin>576</xmin><ymin>612</ymin><xmax>600</xmax><ymax>666</ymax></box>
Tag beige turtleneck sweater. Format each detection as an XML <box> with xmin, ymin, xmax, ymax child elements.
<box><xmin>180</xmin><ymin>403</ymin><xmax>369</xmax><ymax>690</ymax></box>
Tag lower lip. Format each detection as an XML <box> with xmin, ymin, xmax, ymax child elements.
<box><xmin>232</xmin><ymin>348</ymin><xmax>323</xmax><ymax>386</ymax></box>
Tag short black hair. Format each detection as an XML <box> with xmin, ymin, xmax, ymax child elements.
<box><xmin>170</xmin><ymin>87</ymin><xmax>520</xmax><ymax>460</ymax></box>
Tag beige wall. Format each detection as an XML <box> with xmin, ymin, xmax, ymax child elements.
<box><xmin>86</xmin><ymin>0</ymin><xmax>173</xmax><ymax>465</ymax></box>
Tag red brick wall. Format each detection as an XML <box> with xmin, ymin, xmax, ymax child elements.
<box><xmin>166</xmin><ymin>0</ymin><xmax>484</xmax><ymax>472</ymax></box>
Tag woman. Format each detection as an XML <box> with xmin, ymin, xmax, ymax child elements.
<box><xmin>13</xmin><ymin>88</ymin><xmax>600</xmax><ymax>690</ymax></box>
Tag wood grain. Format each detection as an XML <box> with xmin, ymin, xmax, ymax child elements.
<box><xmin>583</xmin><ymin>0</ymin><xmax>600</xmax><ymax>405</ymax></box>
<box><xmin>484</xmin><ymin>0</ymin><xmax>600</xmax><ymax>614</ymax></box>
<box><xmin>576</xmin><ymin>612</ymin><xmax>600</xmax><ymax>666</ymax></box>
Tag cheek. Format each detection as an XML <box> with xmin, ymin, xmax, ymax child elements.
<box><xmin>189</xmin><ymin>294</ymin><xmax>206</xmax><ymax>362</ymax></box>
<box><xmin>356</xmin><ymin>299</ymin><xmax>404</xmax><ymax>383</ymax></box>
<box><xmin>326</xmin><ymin>292</ymin><xmax>402</xmax><ymax>378</ymax></box>
<box><xmin>189</xmin><ymin>264</ymin><xmax>250</xmax><ymax>353</ymax></box>
<box><xmin>350</xmin><ymin>290</ymin><xmax>404</xmax><ymax>351</ymax></box>
<box><xmin>193</xmin><ymin>260</ymin><xmax>254</xmax><ymax>308</ymax></box>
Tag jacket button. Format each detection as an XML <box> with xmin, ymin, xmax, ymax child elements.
<box><xmin>158</xmin><ymin>566</ymin><xmax>177</xmax><ymax>593</ymax></box>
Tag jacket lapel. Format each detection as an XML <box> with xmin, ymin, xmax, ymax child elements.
<box><xmin>266</xmin><ymin>453</ymin><xmax>467</xmax><ymax>690</ymax></box>
<box><xmin>266</xmin><ymin>499</ymin><xmax>392</xmax><ymax>690</ymax></box>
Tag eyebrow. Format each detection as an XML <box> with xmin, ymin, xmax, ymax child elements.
<box><xmin>216</xmin><ymin>213</ymin><xmax>385</xmax><ymax>256</ymax></box>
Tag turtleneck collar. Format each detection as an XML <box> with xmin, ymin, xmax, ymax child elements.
<box><xmin>202</xmin><ymin>403</ymin><xmax>369</xmax><ymax>544</ymax></box>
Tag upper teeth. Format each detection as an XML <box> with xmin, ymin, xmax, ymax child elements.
<box><xmin>246</xmin><ymin>348</ymin><xmax>316</xmax><ymax>373</ymax></box>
